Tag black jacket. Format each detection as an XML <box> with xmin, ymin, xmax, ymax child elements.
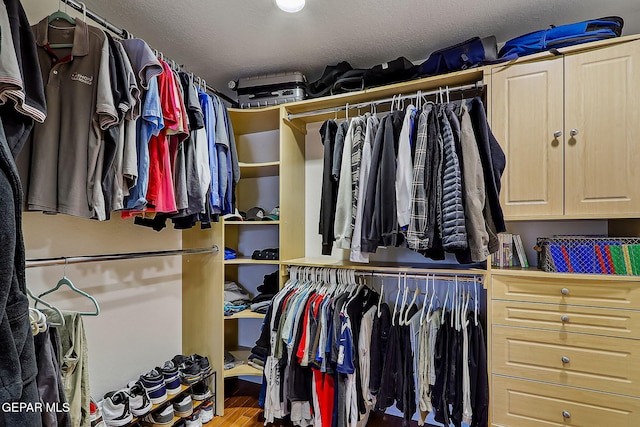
<box><xmin>468</xmin><ymin>97</ymin><xmax>506</xmax><ymax>234</ymax></box>
<box><xmin>362</xmin><ymin>111</ymin><xmax>404</xmax><ymax>253</ymax></box>
<box><xmin>0</xmin><ymin>118</ymin><xmax>42</xmax><ymax>427</ymax></box>
<box><xmin>319</xmin><ymin>120</ymin><xmax>338</xmax><ymax>255</ymax></box>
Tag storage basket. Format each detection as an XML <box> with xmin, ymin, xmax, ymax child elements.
<box><xmin>536</xmin><ymin>236</ymin><xmax>640</xmax><ymax>275</ymax></box>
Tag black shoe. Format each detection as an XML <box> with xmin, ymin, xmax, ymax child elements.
<box><xmin>191</xmin><ymin>354</ymin><xmax>212</xmax><ymax>377</ymax></box>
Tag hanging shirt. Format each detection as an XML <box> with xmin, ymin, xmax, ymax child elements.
<box><xmin>199</xmin><ymin>91</ymin><xmax>220</xmax><ymax>214</ymax></box>
<box><xmin>396</xmin><ymin>105</ymin><xmax>417</xmax><ymax>229</ymax></box>
<box><xmin>124</xmin><ymin>75</ymin><xmax>163</xmax><ymax>210</ymax></box>
<box><xmin>28</xmin><ymin>17</ymin><xmax>117</xmax><ymax>220</ymax></box>
<box><xmin>212</xmin><ymin>95</ymin><xmax>230</xmax><ymax>215</ymax></box>
<box><xmin>119</xmin><ymin>38</ymin><xmax>162</xmax><ymax>90</ymax></box>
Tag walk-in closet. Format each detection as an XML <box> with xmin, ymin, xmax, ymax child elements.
<box><xmin>2</xmin><ymin>1</ymin><xmax>640</xmax><ymax>427</ymax></box>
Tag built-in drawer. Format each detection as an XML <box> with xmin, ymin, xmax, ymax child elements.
<box><xmin>492</xmin><ymin>325</ymin><xmax>640</xmax><ymax>397</ymax></box>
<box><xmin>492</xmin><ymin>375</ymin><xmax>640</xmax><ymax>427</ymax></box>
<box><xmin>492</xmin><ymin>275</ymin><xmax>640</xmax><ymax>310</ymax></box>
<box><xmin>492</xmin><ymin>300</ymin><xmax>640</xmax><ymax>339</ymax></box>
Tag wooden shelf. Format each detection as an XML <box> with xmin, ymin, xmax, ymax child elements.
<box><xmin>224</xmin><ymin>310</ymin><xmax>266</xmax><ymax>320</ymax></box>
<box><xmin>228</xmin><ymin>106</ymin><xmax>280</xmax><ymax>134</ymax></box>
<box><xmin>490</xmin><ymin>266</ymin><xmax>640</xmax><ymax>282</ymax></box>
<box><xmin>224</xmin><ymin>220</ymin><xmax>280</xmax><ymax>226</ymax></box>
<box><xmin>283</xmin><ymin>257</ymin><xmax>487</xmax><ymax>276</ymax></box>
<box><xmin>239</xmin><ymin>161</ymin><xmax>280</xmax><ymax>178</ymax></box>
<box><xmin>224</xmin><ymin>347</ymin><xmax>263</xmax><ymax>378</ymax></box>
<box><xmin>224</xmin><ymin>257</ymin><xmax>280</xmax><ymax>265</ymax></box>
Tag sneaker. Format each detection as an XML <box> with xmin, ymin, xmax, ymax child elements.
<box><xmin>90</xmin><ymin>397</ymin><xmax>105</xmax><ymax>427</ymax></box>
<box><xmin>179</xmin><ymin>360</ymin><xmax>202</xmax><ymax>385</ymax></box>
<box><xmin>142</xmin><ymin>405</ymin><xmax>174</xmax><ymax>426</ymax></box>
<box><xmin>139</xmin><ymin>369</ymin><xmax>168</xmax><ymax>404</ymax></box>
<box><xmin>191</xmin><ymin>382</ymin><xmax>212</xmax><ymax>401</ymax></box>
<box><xmin>200</xmin><ymin>399</ymin><xmax>214</xmax><ymax>423</ymax></box>
<box><xmin>185</xmin><ymin>409</ymin><xmax>202</xmax><ymax>427</ymax></box>
<box><xmin>172</xmin><ymin>354</ymin><xmax>190</xmax><ymax>368</ymax></box>
<box><xmin>190</xmin><ymin>354</ymin><xmax>212</xmax><ymax>377</ymax></box>
<box><xmin>102</xmin><ymin>391</ymin><xmax>133</xmax><ymax>427</ymax></box>
<box><xmin>158</xmin><ymin>361</ymin><xmax>182</xmax><ymax>395</ymax></box>
<box><xmin>128</xmin><ymin>381</ymin><xmax>152</xmax><ymax>416</ymax></box>
<box><xmin>173</xmin><ymin>394</ymin><xmax>193</xmax><ymax>418</ymax></box>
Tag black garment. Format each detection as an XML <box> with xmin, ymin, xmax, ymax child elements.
<box><xmin>432</xmin><ymin>314</ymin><xmax>451</xmax><ymax>426</ymax></box>
<box><xmin>332</xmin><ymin>121</ymin><xmax>349</xmax><ymax>180</ymax></box>
<box><xmin>369</xmin><ymin>302</ymin><xmax>391</xmax><ymax>395</ymax></box>
<box><xmin>34</xmin><ymin>327</ymin><xmax>71</xmax><ymax>427</ymax></box>
<box><xmin>319</xmin><ymin>120</ymin><xmax>338</xmax><ymax>255</ymax></box>
<box><xmin>469</xmin><ymin>313</ymin><xmax>489</xmax><ymax>427</ymax></box>
<box><xmin>251</xmin><ymin>303</ymin><xmax>274</xmax><ymax>359</ymax></box>
<box><xmin>361</xmin><ymin>111</ymin><xmax>404</xmax><ymax>252</ymax></box>
<box><xmin>288</xmin><ymin>292</ymin><xmax>314</xmax><ymax>403</ymax></box>
<box><xmin>2</xmin><ymin>0</ymin><xmax>47</xmax><ymax>157</ymax></box>
<box><xmin>102</xmin><ymin>33</ymin><xmax>130</xmax><ymax>219</ymax></box>
<box><xmin>468</xmin><ymin>97</ymin><xmax>506</xmax><ymax>234</ymax></box>
<box><xmin>0</xmin><ymin>118</ymin><xmax>42</xmax><ymax>427</ymax></box>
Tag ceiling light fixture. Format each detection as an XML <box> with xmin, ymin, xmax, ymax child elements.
<box><xmin>275</xmin><ymin>0</ymin><xmax>305</xmax><ymax>13</ymax></box>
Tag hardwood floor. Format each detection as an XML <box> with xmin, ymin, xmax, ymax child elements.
<box><xmin>208</xmin><ymin>379</ymin><xmax>437</xmax><ymax>427</ymax></box>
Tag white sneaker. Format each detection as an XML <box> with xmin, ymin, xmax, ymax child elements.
<box><xmin>128</xmin><ymin>381</ymin><xmax>153</xmax><ymax>416</ymax></box>
<box><xmin>200</xmin><ymin>399</ymin><xmax>214</xmax><ymax>423</ymax></box>
<box><xmin>185</xmin><ymin>409</ymin><xmax>202</xmax><ymax>427</ymax></box>
<box><xmin>102</xmin><ymin>391</ymin><xmax>133</xmax><ymax>427</ymax></box>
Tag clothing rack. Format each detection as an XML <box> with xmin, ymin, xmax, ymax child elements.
<box><xmin>287</xmin><ymin>265</ymin><xmax>483</xmax><ymax>284</ymax></box>
<box><xmin>58</xmin><ymin>0</ymin><xmax>236</xmax><ymax>106</ymax></box>
<box><xmin>286</xmin><ymin>81</ymin><xmax>484</xmax><ymax>121</ymax></box>
<box><xmin>25</xmin><ymin>245</ymin><xmax>219</xmax><ymax>268</ymax></box>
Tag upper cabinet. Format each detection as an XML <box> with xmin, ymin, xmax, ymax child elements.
<box><xmin>492</xmin><ymin>40</ymin><xmax>640</xmax><ymax>219</ymax></box>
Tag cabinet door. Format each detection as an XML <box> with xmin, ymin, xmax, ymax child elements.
<box><xmin>564</xmin><ymin>41</ymin><xmax>640</xmax><ymax>216</ymax></box>
<box><xmin>491</xmin><ymin>58</ymin><xmax>564</xmax><ymax>218</ymax></box>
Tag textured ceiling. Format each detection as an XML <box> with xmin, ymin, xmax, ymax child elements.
<box><xmin>22</xmin><ymin>0</ymin><xmax>640</xmax><ymax>99</ymax></box>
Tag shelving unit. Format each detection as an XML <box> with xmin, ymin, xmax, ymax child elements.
<box><xmin>224</xmin><ymin>257</ymin><xmax>280</xmax><ymax>265</ymax></box>
<box><xmin>239</xmin><ymin>161</ymin><xmax>280</xmax><ymax>178</ymax></box>
<box><xmin>224</xmin><ymin>346</ymin><xmax>264</xmax><ymax>378</ymax></box>
<box><xmin>224</xmin><ymin>311</ymin><xmax>266</xmax><ymax>320</ymax></box>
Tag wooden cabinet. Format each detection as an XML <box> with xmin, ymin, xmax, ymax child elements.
<box><xmin>492</xmin><ymin>39</ymin><xmax>640</xmax><ymax>219</ymax></box>
<box><xmin>490</xmin><ymin>271</ymin><xmax>640</xmax><ymax>427</ymax></box>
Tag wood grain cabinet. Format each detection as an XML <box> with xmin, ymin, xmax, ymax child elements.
<box><xmin>492</xmin><ymin>40</ymin><xmax>640</xmax><ymax>219</ymax></box>
<box><xmin>490</xmin><ymin>272</ymin><xmax>640</xmax><ymax>426</ymax></box>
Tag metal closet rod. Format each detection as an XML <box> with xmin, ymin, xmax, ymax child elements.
<box><xmin>25</xmin><ymin>245</ymin><xmax>219</xmax><ymax>268</ymax></box>
<box><xmin>288</xmin><ymin>266</ymin><xmax>483</xmax><ymax>283</ymax></box>
<box><xmin>58</xmin><ymin>0</ymin><xmax>236</xmax><ymax>106</ymax></box>
<box><xmin>287</xmin><ymin>81</ymin><xmax>484</xmax><ymax>121</ymax></box>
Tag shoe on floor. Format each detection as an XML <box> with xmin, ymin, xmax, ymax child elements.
<box><xmin>173</xmin><ymin>394</ymin><xmax>194</xmax><ymax>418</ymax></box>
<box><xmin>191</xmin><ymin>382</ymin><xmax>212</xmax><ymax>401</ymax></box>
<box><xmin>142</xmin><ymin>404</ymin><xmax>174</xmax><ymax>426</ymax></box>
<box><xmin>139</xmin><ymin>369</ymin><xmax>168</xmax><ymax>404</ymax></box>
<box><xmin>128</xmin><ymin>380</ymin><xmax>153</xmax><ymax>416</ymax></box>
<box><xmin>200</xmin><ymin>399</ymin><xmax>214</xmax><ymax>423</ymax></box>
<box><xmin>158</xmin><ymin>360</ymin><xmax>182</xmax><ymax>395</ymax></box>
<box><xmin>102</xmin><ymin>390</ymin><xmax>132</xmax><ymax>427</ymax></box>
<box><xmin>90</xmin><ymin>396</ymin><xmax>105</xmax><ymax>427</ymax></box>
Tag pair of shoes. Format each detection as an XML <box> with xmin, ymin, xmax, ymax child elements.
<box><xmin>200</xmin><ymin>399</ymin><xmax>214</xmax><ymax>423</ymax></box>
<box><xmin>142</xmin><ymin>404</ymin><xmax>174</xmax><ymax>426</ymax></box>
<box><xmin>185</xmin><ymin>409</ymin><xmax>202</xmax><ymax>427</ymax></box>
<box><xmin>90</xmin><ymin>397</ymin><xmax>105</xmax><ymax>427</ymax></box>
<box><xmin>173</xmin><ymin>394</ymin><xmax>194</xmax><ymax>418</ymax></box>
<box><xmin>191</xmin><ymin>382</ymin><xmax>212</xmax><ymax>401</ymax></box>
<box><xmin>172</xmin><ymin>354</ymin><xmax>211</xmax><ymax>385</ymax></box>
<box><xmin>102</xmin><ymin>380</ymin><xmax>154</xmax><ymax>426</ymax></box>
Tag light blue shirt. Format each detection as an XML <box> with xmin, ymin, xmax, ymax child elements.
<box><xmin>199</xmin><ymin>91</ymin><xmax>221</xmax><ymax>213</ymax></box>
<box><xmin>126</xmin><ymin>75</ymin><xmax>163</xmax><ymax>210</ymax></box>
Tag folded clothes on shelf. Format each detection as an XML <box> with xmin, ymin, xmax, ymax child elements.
<box><xmin>251</xmin><ymin>248</ymin><xmax>279</xmax><ymax>260</ymax></box>
<box><xmin>250</xmin><ymin>300</ymin><xmax>270</xmax><ymax>313</ymax></box>
<box><xmin>224</xmin><ymin>281</ymin><xmax>251</xmax><ymax>305</ymax></box>
<box><xmin>224</xmin><ymin>247</ymin><xmax>237</xmax><ymax>260</ymax></box>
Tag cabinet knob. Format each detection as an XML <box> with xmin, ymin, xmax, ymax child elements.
<box><xmin>561</xmin><ymin>315</ymin><xmax>570</xmax><ymax>323</ymax></box>
<box><xmin>561</xmin><ymin>288</ymin><xmax>570</xmax><ymax>296</ymax></box>
<box><xmin>553</xmin><ymin>130</ymin><xmax>562</xmax><ymax>138</ymax></box>
<box><xmin>562</xmin><ymin>410</ymin><xmax>571</xmax><ymax>419</ymax></box>
<box><xmin>561</xmin><ymin>356</ymin><xmax>570</xmax><ymax>364</ymax></box>
<box><xmin>570</xmin><ymin>128</ymin><xmax>579</xmax><ymax>137</ymax></box>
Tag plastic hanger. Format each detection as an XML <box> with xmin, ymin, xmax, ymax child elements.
<box><xmin>26</xmin><ymin>287</ymin><xmax>65</xmax><ymax>327</ymax></box>
<box><xmin>419</xmin><ymin>275</ymin><xmax>429</xmax><ymax>324</ymax></box>
<box><xmin>79</xmin><ymin>2</ymin><xmax>87</xmax><ymax>22</ymax></box>
<box><xmin>392</xmin><ymin>274</ymin><xmax>401</xmax><ymax>326</ymax></box>
<box><xmin>441</xmin><ymin>279</ymin><xmax>450</xmax><ymax>323</ymax></box>
<box><xmin>36</xmin><ymin>260</ymin><xmax>100</xmax><ymax>316</ymax></box>
<box><xmin>377</xmin><ymin>278</ymin><xmax>385</xmax><ymax>318</ymax></box>
<box><xmin>426</xmin><ymin>275</ymin><xmax>436</xmax><ymax>322</ymax></box>
<box><xmin>398</xmin><ymin>274</ymin><xmax>409</xmax><ymax>326</ymax></box>
<box><xmin>404</xmin><ymin>277</ymin><xmax>420</xmax><ymax>325</ymax></box>
<box><xmin>48</xmin><ymin>0</ymin><xmax>75</xmax><ymax>25</ymax></box>
<box><xmin>446</xmin><ymin>85</ymin><xmax>451</xmax><ymax>104</ymax></box>
<box><xmin>474</xmin><ymin>277</ymin><xmax>479</xmax><ymax>326</ymax></box>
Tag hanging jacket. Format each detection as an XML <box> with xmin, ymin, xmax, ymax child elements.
<box><xmin>335</xmin><ymin>118</ymin><xmax>362</xmax><ymax>249</ymax></box>
<box><xmin>319</xmin><ymin>120</ymin><xmax>339</xmax><ymax>255</ymax></box>
<box><xmin>439</xmin><ymin>106</ymin><xmax>468</xmax><ymax>252</ymax></box>
<box><xmin>362</xmin><ymin>111</ymin><xmax>404</xmax><ymax>252</ymax></box>
<box><xmin>406</xmin><ymin>107</ymin><xmax>430</xmax><ymax>251</ymax></box>
<box><xmin>396</xmin><ymin>106</ymin><xmax>416</xmax><ymax>229</ymax></box>
<box><xmin>468</xmin><ymin>97</ymin><xmax>506</xmax><ymax>235</ymax></box>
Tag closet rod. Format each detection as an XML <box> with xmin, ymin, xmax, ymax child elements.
<box><xmin>25</xmin><ymin>245</ymin><xmax>219</xmax><ymax>269</ymax></box>
<box><xmin>58</xmin><ymin>0</ymin><xmax>237</xmax><ymax>106</ymax></box>
<box><xmin>286</xmin><ymin>81</ymin><xmax>484</xmax><ymax>121</ymax></box>
<box><xmin>356</xmin><ymin>271</ymin><xmax>482</xmax><ymax>283</ymax></box>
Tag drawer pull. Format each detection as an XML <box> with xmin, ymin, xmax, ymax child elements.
<box><xmin>561</xmin><ymin>315</ymin><xmax>570</xmax><ymax>323</ymax></box>
<box><xmin>561</xmin><ymin>356</ymin><xmax>570</xmax><ymax>364</ymax></box>
<box><xmin>561</xmin><ymin>288</ymin><xmax>570</xmax><ymax>296</ymax></box>
<box><xmin>562</xmin><ymin>410</ymin><xmax>571</xmax><ymax>419</ymax></box>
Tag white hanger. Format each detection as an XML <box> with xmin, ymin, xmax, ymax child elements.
<box><xmin>398</xmin><ymin>273</ymin><xmax>409</xmax><ymax>326</ymax></box>
<box><xmin>441</xmin><ymin>279</ymin><xmax>450</xmax><ymax>323</ymax></box>
<box><xmin>345</xmin><ymin>103</ymin><xmax>349</xmax><ymax>122</ymax></box>
<box><xmin>420</xmin><ymin>275</ymin><xmax>429</xmax><ymax>325</ymax></box>
<box><xmin>377</xmin><ymin>278</ymin><xmax>385</xmax><ymax>318</ymax></box>
<box><xmin>404</xmin><ymin>277</ymin><xmax>420</xmax><ymax>325</ymax></box>
<box><xmin>474</xmin><ymin>277</ymin><xmax>479</xmax><ymax>326</ymax></box>
<box><xmin>446</xmin><ymin>85</ymin><xmax>451</xmax><ymax>104</ymax></box>
<box><xmin>426</xmin><ymin>275</ymin><xmax>436</xmax><ymax>322</ymax></box>
<box><xmin>392</xmin><ymin>274</ymin><xmax>401</xmax><ymax>326</ymax></box>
